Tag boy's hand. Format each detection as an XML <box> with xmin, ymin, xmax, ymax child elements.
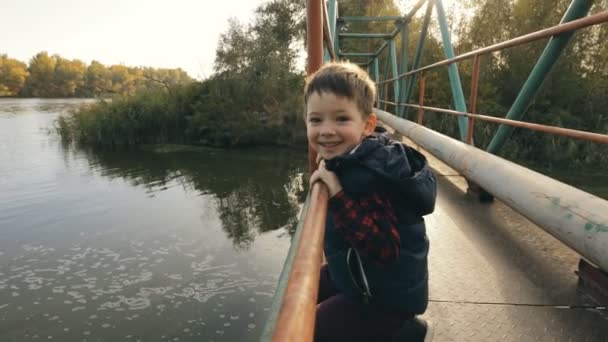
<box><xmin>310</xmin><ymin>160</ymin><xmax>343</xmax><ymax>197</ymax></box>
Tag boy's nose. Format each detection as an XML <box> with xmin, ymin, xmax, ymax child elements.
<box><xmin>319</xmin><ymin>124</ymin><xmax>336</xmax><ymax>136</ymax></box>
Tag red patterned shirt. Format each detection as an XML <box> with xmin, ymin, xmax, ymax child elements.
<box><xmin>328</xmin><ymin>190</ymin><xmax>400</xmax><ymax>265</ymax></box>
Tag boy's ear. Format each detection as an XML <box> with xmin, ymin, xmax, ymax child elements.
<box><xmin>363</xmin><ymin>113</ymin><xmax>377</xmax><ymax>136</ymax></box>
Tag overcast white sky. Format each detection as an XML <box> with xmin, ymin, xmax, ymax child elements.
<box><xmin>1</xmin><ymin>0</ymin><xmax>465</xmax><ymax>80</ymax></box>
<box><xmin>0</xmin><ymin>0</ymin><xmax>267</xmax><ymax>80</ymax></box>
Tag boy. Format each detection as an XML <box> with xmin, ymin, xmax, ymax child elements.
<box><xmin>305</xmin><ymin>61</ymin><xmax>437</xmax><ymax>342</ymax></box>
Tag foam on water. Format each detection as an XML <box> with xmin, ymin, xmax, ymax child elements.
<box><xmin>1</xmin><ymin>235</ymin><xmax>283</xmax><ymax>341</ymax></box>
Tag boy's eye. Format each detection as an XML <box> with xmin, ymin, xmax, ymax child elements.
<box><xmin>336</xmin><ymin>115</ymin><xmax>351</xmax><ymax>122</ymax></box>
<box><xmin>308</xmin><ymin>117</ymin><xmax>321</xmax><ymax>123</ymax></box>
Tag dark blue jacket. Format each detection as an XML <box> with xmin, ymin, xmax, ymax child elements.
<box><xmin>324</xmin><ymin>130</ymin><xmax>437</xmax><ymax>314</ymax></box>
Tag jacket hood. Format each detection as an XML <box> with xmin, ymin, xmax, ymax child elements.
<box><xmin>325</xmin><ymin>128</ymin><xmax>436</xmax><ymax>216</ymax></box>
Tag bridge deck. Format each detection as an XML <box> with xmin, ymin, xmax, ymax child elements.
<box><xmin>397</xmin><ymin>133</ymin><xmax>608</xmax><ymax>341</ymax></box>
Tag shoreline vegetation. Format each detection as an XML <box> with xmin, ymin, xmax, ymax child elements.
<box><xmin>4</xmin><ymin>0</ymin><xmax>607</xmax><ymax>171</ymax></box>
<box><xmin>55</xmin><ymin>83</ymin><xmax>307</xmax><ymax>148</ymax></box>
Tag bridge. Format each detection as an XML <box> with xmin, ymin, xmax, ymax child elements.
<box><xmin>263</xmin><ymin>0</ymin><xmax>608</xmax><ymax>340</ymax></box>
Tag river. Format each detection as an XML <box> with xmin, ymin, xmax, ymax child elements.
<box><xmin>0</xmin><ymin>98</ymin><xmax>306</xmax><ymax>341</ymax></box>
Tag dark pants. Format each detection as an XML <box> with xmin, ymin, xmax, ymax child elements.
<box><xmin>315</xmin><ymin>265</ymin><xmax>412</xmax><ymax>342</ymax></box>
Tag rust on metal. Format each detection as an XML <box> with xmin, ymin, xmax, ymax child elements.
<box><xmin>467</xmin><ymin>55</ymin><xmax>481</xmax><ymax>145</ymax></box>
<box><xmin>272</xmin><ymin>183</ymin><xmax>328</xmax><ymax>341</ymax></box>
<box><xmin>417</xmin><ymin>74</ymin><xmax>426</xmax><ymax>124</ymax></box>
<box><xmin>403</xmin><ymin>104</ymin><xmax>608</xmax><ymax>144</ymax></box>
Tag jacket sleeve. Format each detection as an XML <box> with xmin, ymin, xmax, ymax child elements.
<box><xmin>328</xmin><ymin>190</ymin><xmax>400</xmax><ymax>265</ymax></box>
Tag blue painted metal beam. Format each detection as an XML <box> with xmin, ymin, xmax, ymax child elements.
<box><xmin>397</xmin><ymin>23</ymin><xmax>409</xmax><ymax>117</ymax></box>
<box><xmin>373</xmin><ymin>58</ymin><xmax>380</xmax><ymax>105</ymax></box>
<box><xmin>404</xmin><ymin>0</ymin><xmax>433</xmax><ymax>116</ymax></box>
<box><xmin>339</xmin><ymin>52</ymin><xmax>376</xmax><ymax>57</ymax></box>
<box><xmin>339</xmin><ymin>16</ymin><xmax>403</xmax><ymax>22</ymax></box>
<box><xmin>390</xmin><ymin>39</ymin><xmax>400</xmax><ymax>110</ymax></box>
<box><xmin>339</xmin><ymin>32</ymin><xmax>393</xmax><ymax>39</ymax></box>
<box><xmin>435</xmin><ymin>0</ymin><xmax>469</xmax><ymax>141</ymax></box>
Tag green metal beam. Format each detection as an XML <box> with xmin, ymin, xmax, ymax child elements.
<box><xmin>339</xmin><ymin>32</ymin><xmax>392</xmax><ymax>39</ymax></box>
<box><xmin>381</xmin><ymin>47</ymin><xmax>391</xmax><ymax>104</ymax></box>
<box><xmin>404</xmin><ymin>0</ymin><xmax>433</xmax><ymax>116</ymax></box>
<box><xmin>373</xmin><ymin>58</ymin><xmax>380</xmax><ymax>105</ymax></box>
<box><xmin>390</xmin><ymin>39</ymin><xmax>400</xmax><ymax>110</ymax></box>
<box><xmin>435</xmin><ymin>0</ymin><xmax>469</xmax><ymax>140</ymax></box>
<box><xmin>398</xmin><ymin>24</ymin><xmax>409</xmax><ymax>116</ymax></box>
<box><xmin>339</xmin><ymin>16</ymin><xmax>403</xmax><ymax>22</ymax></box>
<box><xmin>328</xmin><ymin>0</ymin><xmax>337</xmax><ymax>37</ymax></box>
<box><xmin>339</xmin><ymin>52</ymin><xmax>376</xmax><ymax>57</ymax></box>
<box><xmin>486</xmin><ymin>0</ymin><xmax>593</xmax><ymax>153</ymax></box>
<box><xmin>331</xmin><ymin>1</ymin><xmax>340</xmax><ymax>58</ymax></box>
<box><xmin>374</xmin><ymin>42</ymin><xmax>389</xmax><ymax>57</ymax></box>
<box><xmin>325</xmin><ymin>0</ymin><xmax>338</xmax><ymax>62</ymax></box>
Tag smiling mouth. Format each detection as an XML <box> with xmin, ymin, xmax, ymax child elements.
<box><xmin>319</xmin><ymin>142</ymin><xmax>341</xmax><ymax>148</ymax></box>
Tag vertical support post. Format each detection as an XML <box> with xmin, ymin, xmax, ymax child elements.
<box><xmin>329</xmin><ymin>0</ymin><xmax>340</xmax><ymax>58</ymax></box>
<box><xmin>389</xmin><ymin>39</ymin><xmax>400</xmax><ymax>113</ymax></box>
<box><xmin>465</xmin><ymin>54</ymin><xmax>487</xmax><ymax>199</ymax></box>
<box><xmin>384</xmin><ymin>82</ymin><xmax>389</xmax><ymax>111</ymax></box>
<box><xmin>435</xmin><ymin>0</ymin><xmax>469</xmax><ymax>141</ymax></box>
<box><xmin>486</xmin><ymin>0</ymin><xmax>593</xmax><ymax>153</ymax></box>
<box><xmin>417</xmin><ymin>74</ymin><xmax>426</xmax><ymax>124</ymax></box>
<box><xmin>404</xmin><ymin>0</ymin><xmax>433</xmax><ymax>116</ymax></box>
<box><xmin>373</xmin><ymin>58</ymin><xmax>380</xmax><ymax>106</ymax></box>
<box><xmin>398</xmin><ymin>23</ymin><xmax>409</xmax><ymax>117</ymax></box>
<box><xmin>467</xmin><ymin>55</ymin><xmax>481</xmax><ymax>145</ymax></box>
<box><xmin>327</xmin><ymin>0</ymin><xmax>337</xmax><ymax>38</ymax></box>
<box><xmin>381</xmin><ymin>49</ymin><xmax>391</xmax><ymax>104</ymax></box>
<box><xmin>307</xmin><ymin>0</ymin><xmax>324</xmax><ymax>175</ymax></box>
<box><xmin>324</xmin><ymin>0</ymin><xmax>338</xmax><ymax>62</ymax></box>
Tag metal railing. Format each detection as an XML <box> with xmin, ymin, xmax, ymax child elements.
<box><xmin>261</xmin><ymin>1</ymin><xmax>331</xmax><ymax>340</ymax></box>
<box><xmin>263</xmin><ymin>1</ymin><xmax>608</xmax><ymax>340</ymax></box>
<box><xmin>376</xmin><ymin>9</ymin><xmax>608</xmax><ymax>147</ymax></box>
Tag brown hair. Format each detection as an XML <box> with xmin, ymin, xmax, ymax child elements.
<box><xmin>304</xmin><ymin>61</ymin><xmax>376</xmax><ymax>118</ymax></box>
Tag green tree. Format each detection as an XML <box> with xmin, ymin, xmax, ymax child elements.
<box><xmin>84</xmin><ymin>60</ymin><xmax>112</xmax><ymax>96</ymax></box>
<box><xmin>109</xmin><ymin>64</ymin><xmax>137</xmax><ymax>95</ymax></box>
<box><xmin>0</xmin><ymin>54</ymin><xmax>29</xmax><ymax>96</ymax></box>
<box><xmin>54</xmin><ymin>56</ymin><xmax>86</xmax><ymax>97</ymax></box>
<box><xmin>24</xmin><ymin>51</ymin><xmax>57</xmax><ymax>97</ymax></box>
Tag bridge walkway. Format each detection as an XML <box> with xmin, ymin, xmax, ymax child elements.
<box><xmin>399</xmin><ymin>131</ymin><xmax>608</xmax><ymax>341</ymax></box>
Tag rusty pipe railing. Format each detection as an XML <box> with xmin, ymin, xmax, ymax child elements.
<box><xmin>402</xmin><ymin>103</ymin><xmax>608</xmax><ymax>145</ymax></box>
<box><xmin>376</xmin><ymin>108</ymin><xmax>608</xmax><ymax>273</ymax></box>
<box><xmin>265</xmin><ymin>183</ymin><xmax>328</xmax><ymax>341</ymax></box>
<box><xmin>377</xmin><ymin>99</ymin><xmax>608</xmax><ymax>144</ymax></box>
<box><xmin>262</xmin><ymin>0</ymin><xmax>327</xmax><ymax>341</ymax></box>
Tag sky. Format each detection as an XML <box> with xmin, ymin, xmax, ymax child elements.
<box><xmin>0</xmin><ymin>0</ymin><xmax>267</xmax><ymax>80</ymax></box>
<box><xmin>1</xmin><ymin>0</ymin><xmax>465</xmax><ymax>80</ymax></box>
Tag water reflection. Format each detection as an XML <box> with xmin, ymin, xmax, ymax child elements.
<box><xmin>0</xmin><ymin>98</ymin><xmax>97</xmax><ymax>116</ymax></box>
<box><xmin>69</xmin><ymin>145</ymin><xmax>306</xmax><ymax>249</ymax></box>
<box><xmin>0</xmin><ymin>98</ymin><xmax>307</xmax><ymax>341</ymax></box>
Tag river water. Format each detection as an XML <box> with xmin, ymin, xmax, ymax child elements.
<box><xmin>0</xmin><ymin>98</ymin><xmax>306</xmax><ymax>341</ymax></box>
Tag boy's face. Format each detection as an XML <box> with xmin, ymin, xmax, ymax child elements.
<box><xmin>306</xmin><ymin>91</ymin><xmax>376</xmax><ymax>160</ymax></box>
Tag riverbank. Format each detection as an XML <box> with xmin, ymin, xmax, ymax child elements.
<box><xmin>55</xmin><ymin>84</ymin><xmax>307</xmax><ymax>148</ymax></box>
